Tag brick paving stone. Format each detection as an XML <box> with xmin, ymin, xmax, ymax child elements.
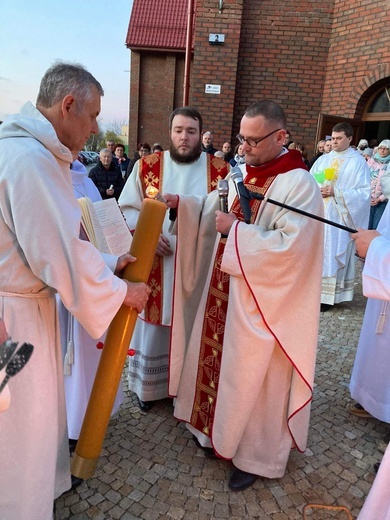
<box><xmin>166</xmin><ymin>505</ymin><xmax>186</xmax><ymax>519</ymax></box>
<box><xmin>55</xmin><ymin>270</ymin><xmax>380</xmax><ymax>519</ymax></box>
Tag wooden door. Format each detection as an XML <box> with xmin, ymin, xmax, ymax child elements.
<box><xmin>315</xmin><ymin>114</ymin><xmax>365</xmax><ymax>146</ymax></box>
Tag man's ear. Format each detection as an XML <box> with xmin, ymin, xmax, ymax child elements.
<box><xmin>277</xmin><ymin>129</ymin><xmax>287</xmax><ymax>144</ymax></box>
<box><xmin>61</xmin><ymin>95</ymin><xmax>76</xmax><ymax>118</ymax></box>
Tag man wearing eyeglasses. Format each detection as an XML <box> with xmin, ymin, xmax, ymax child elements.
<box><xmin>165</xmin><ymin>100</ymin><xmax>324</xmax><ymax>491</ymax></box>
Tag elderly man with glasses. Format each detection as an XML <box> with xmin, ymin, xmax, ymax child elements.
<box><xmin>164</xmin><ymin>100</ymin><xmax>324</xmax><ymax>491</ymax></box>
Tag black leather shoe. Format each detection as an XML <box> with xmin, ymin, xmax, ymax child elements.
<box><xmin>137</xmin><ymin>396</ymin><xmax>155</xmax><ymax>412</ymax></box>
<box><xmin>192</xmin><ymin>435</ymin><xmax>217</xmax><ymax>458</ymax></box>
<box><xmin>374</xmin><ymin>462</ymin><xmax>381</xmax><ymax>474</ymax></box>
<box><xmin>228</xmin><ymin>467</ymin><xmax>258</xmax><ymax>491</ymax></box>
<box><xmin>320</xmin><ymin>303</ymin><xmax>332</xmax><ymax>312</ymax></box>
<box><xmin>69</xmin><ymin>438</ymin><xmax>78</xmax><ymax>454</ymax></box>
<box><xmin>71</xmin><ymin>475</ymin><xmax>83</xmax><ymax>491</ymax></box>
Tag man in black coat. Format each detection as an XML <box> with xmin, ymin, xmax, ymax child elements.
<box><xmin>89</xmin><ymin>148</ymin><xmax>124</xmax><ymax>200</ymax></box>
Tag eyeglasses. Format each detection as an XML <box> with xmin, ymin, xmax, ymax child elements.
<box><xmin>378</xmin><ymin>147</ymin><xmax>389</xmax><ymax>151</ymax></box>
<box><xmin>236</xmin><ymin>128</ymin><xmax>283</xmax><ymax>148</ymax></box>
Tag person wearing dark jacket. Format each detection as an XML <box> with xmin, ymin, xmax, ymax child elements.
<box><xmin>89</xmin><ymin>148</ymin><xmax>124</xmax><ymax>200</ymax></box>
<box><xmin>201</xmin><ymin>131</ymin><xmax>218</xmax><ymax>155</ymax></box>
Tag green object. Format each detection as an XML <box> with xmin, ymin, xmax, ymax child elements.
<box><xmin>314</xmin><ymin>171</ymin><xmax>325</xmax><ymax>184</ymax></box>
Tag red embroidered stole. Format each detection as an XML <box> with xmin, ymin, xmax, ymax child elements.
<box><xmin>189</xmin><ymin>150</ymin><xmax>305</xmax><ymax>435</ymax></box>
<box><xmin>138</xmin><ymin>152</ymin><xmax>229</xmax><ymax>325</ymax></box>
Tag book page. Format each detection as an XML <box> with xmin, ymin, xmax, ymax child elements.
<box><xmin>93</xmin><ymin>198</ymin><xmax>132</xmax><ymax>256</ymax></box>
<box><xmin>78</xmin><ymin>198</ymin><xmax>111</xmax><ymax>254</ymax></box>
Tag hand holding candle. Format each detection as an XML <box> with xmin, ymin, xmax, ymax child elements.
<box><xmin>71</xmin><ymin>198</ymin><xmax>166</xmax><ymax>479</ymax></box>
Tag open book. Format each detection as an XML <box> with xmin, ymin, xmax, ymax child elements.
<box><xmin>78</xmin><ymin>197</ymin><xmax>132</xmax><ymax>256</ymax></box>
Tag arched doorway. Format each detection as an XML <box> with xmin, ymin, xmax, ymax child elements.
<box><xmin>362</xmin><ymin>85</ymin><xmax>390</xmax><ymax>146</ymax></box>
<box><xmin>315</xmin><ymin>79</ymin><xmax>390</xmax><ymax>147</ymax></box>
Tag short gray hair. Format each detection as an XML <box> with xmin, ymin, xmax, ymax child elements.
<box><xmin>100</xmin><ymin>148</ymin><xmax>112</xmax><ymax>156</ymax></box>
<box><xmin>36</xmin><ymin>61</ymin><xmax>104</xmax><ymax>109</ymax></box>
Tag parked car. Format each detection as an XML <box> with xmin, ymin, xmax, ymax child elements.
<box><xmin>78</xmin><ymin>151</ymin><xmax>93</xmax><ymax>164</ymax></box>
<box><xmin>77</xmin><ymin>152</ymin><xmax>88</xmax><ymax>165</ymax></box>
<box><xmin>83</xmin><ymin>151</ymin><xmax>99</xmax><ymax>162</ymax></box>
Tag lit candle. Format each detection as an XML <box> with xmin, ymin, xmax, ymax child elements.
<box><xmin>71</xmin><ymin>198</ymin><xmax>166</xmax><ymax>479</ymax></box>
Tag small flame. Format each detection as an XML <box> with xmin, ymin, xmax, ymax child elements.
<box><xmin>145</xmin><ymin>186</ymin><xmax>159</xmax><ymax>199</ymax></box>
<box><xmin>145</xmin><ymin>186</ymin><xmax>167</xmax><ymax>204</ymax></box>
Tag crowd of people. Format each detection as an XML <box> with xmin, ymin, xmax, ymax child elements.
<box><xmin>0</xmin><ymin>61</ymin><xmax>389</xmax><ymax>520</ymax></box>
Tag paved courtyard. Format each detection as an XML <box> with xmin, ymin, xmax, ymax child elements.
<box><xmin>55</xmin><ymin>266</ymin><xmax>385</xmax><ymax>519</ymax></box>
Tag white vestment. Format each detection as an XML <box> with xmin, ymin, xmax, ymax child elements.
<box><xmin>172</xmin><ymin>161</ymin><xmax>324</xmax><ymax>478</ymax></box>
<box><xmin>58</xmin><ymin>161</ymin><xmax>124</xmax><ymax>440</ymax></box>
<box><xmin>0</xmin><ymin>103</ymin><xmax>127</xmax><ymax>520</ymax></box>
<box><xmin>310</xmin><ymin>148</ymin><xmax>370</xmax><ymax>304</ymax></box>
<box><xmin>119</xmin><ymin>151</ymin><xmax>226</xmax><ymax>401</ymax></box>
<box><xmin>350</xmin><ymin>202</ymin><xmax>390</xmax><ymax>422</ymax></box>
<box><xmin>354</xmin><ymin>215</ymin><xmax>390</xmax><ymax>519</ymax></box>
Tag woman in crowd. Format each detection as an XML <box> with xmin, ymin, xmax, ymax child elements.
<box><xmin>367</xmin><ymin>139</ymin><xmax>390</xmax><ymax>229</ymax></box>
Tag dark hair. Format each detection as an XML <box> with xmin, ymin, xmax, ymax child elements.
<box><xmin>137</xmin><ymin>142</ymin><xmax>151</xmax><ymax>151</ymax></box>
<box><xmin>244</xmin><ymin>100</ymin><xmax>287</xmax><ymax>129</ymax></box>
<box><xmin>332</xmin><ymin>122</ymin><xmax>353</xmax><ymax>138</ymax></box>
<box><xmin>169</xmin><ymin>107</ymin><xmax>203</xmax><ymax>134</ymax></box>
<box><xmin>36</xmin><ymin>61</ymin><xmax>103</xmax><ymax>110</ymax></box>
<box><xmin>114</xmin><ymin>143</ymin><xmax>125</xmax><ymax>151</ymax></box>
<box><xmin>234</xmin><ymin>143</ymin><xmax>243</xmax><ymax>155</ymax></box>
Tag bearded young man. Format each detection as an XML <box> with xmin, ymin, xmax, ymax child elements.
<box><xmin>165</xmin><ymin>100</ymin><xmax>324</xmax><ymax>491</ymax></box>
<box><xmin>118</xmin><ymin>107</ymin><xmax>229</xmax><ymax>412</ymax></box>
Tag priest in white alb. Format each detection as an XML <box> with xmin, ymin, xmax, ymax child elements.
<box><xmin>165</xmin><ymin>101</ymin><xmax>324</xmax><ymax>491</ymax></box>
<box><xmin>310</xmin><ymin>123</ymin><xmax>370</xmax><ymax>310</ymax></box>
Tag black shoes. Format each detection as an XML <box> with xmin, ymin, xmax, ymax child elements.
<box><xmin>137</xmin><ymin>396</ymin><xmax>155</xmax><ymax>412</ymax></box>
<box><xmin>320</xmin><ymin>303</ymin><xmax>332</xmax><ymax>312</ymax></box>
<box><xmin>69</xmin><ymin>438</ymin><xmax>78</xmax><ymax>454</ymax></box>
<box><xmin>192</xmin><ymin>434</ymin><xmax>217</xmax><ymax>458</ymax></box>
<box><xmin>71</xmin><ymin>475</ymin><xmax>83</xmax><ymax>490</ymax></box>
<box><xmin>373</xmin><ymin>462</ymin><xmax>381</xmax><ymax>474</ymax></box>
<box><xmin>228</xmin><ymin>467</ymin><xmax>258</xmax><ymax>491</ymax></box>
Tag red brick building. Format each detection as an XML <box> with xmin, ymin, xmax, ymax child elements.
<box><xmin>125</xmin><ymin>0</ymin><xmax>390</xmax><ymax>156</ymax></box>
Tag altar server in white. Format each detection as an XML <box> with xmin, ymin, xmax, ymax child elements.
<box><xmin>119</xmin><ymin>107</ymin><xmax>229</xmax><ymax>411</ymax></box>
<box><xmin>59</xmin><ymin>160</ymin><xmax>124</xmax><ymax>444</ymax></box>
<box><xmin>351</xmin><ymin>216</ymin><xmax>390</xmax><ymax>519</ymax></box>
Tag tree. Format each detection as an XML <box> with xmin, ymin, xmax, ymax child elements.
<box><xmin>85</xmin><ymin>130</ymin><xmax>104</xmax><ymax>151</ymax></box>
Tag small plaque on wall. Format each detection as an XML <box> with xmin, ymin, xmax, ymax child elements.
<box><xmin>205</xmin><ymin>84</ymin><xmax>221</xmax><ymax>95</ymax></box>
<box><xmin>209</xmin><ymin>33</ymin><xmax>225</xmax><ymax>45</ymax></box>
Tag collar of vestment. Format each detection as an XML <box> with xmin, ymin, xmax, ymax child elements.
<box><xmin>138</xmin><ymin>150</ymin><xmax>229</xmax><ymax>326</ymax></box>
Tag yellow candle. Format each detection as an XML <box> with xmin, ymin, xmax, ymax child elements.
<box><xmin>71</xmin><ymin>198</ymin><xmax>166</xmax><ymax>479</ymax></box>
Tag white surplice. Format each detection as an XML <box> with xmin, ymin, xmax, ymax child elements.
<box><xmin>172</xmin><ymin>165</ymin><xmax>324</xmax><ymax>478</ymax></box>
<box><xmin>0</xmin><ymin>103</ymin><xmax>127</xmax><ymax>520</ymax></box>
<box><xmin>350</xmin><ymin>202</ymin><xmax>390</xmax><ymax>422</ymax></box>
<box><xmin>354</xmin><ymin>209</ymin><xmax>390</xmax><ymax>519</ymax></box>
<box><xmin>58</xmin><ymin>160</ymin><xmax>124</xmax><ymax>440</ymax></box>
<box><xmin>310</xmin><ymin>148</ymin><xmax>370</xmax><ymax>304</ymax></box>
<box><xmin>119</xmin><ymin>151</ymin><xmax>223</xmax><ymax>401</ymax></box>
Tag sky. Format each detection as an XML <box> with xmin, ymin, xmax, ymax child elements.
<box><xmin>0</xmin><ymin>0</ymin><xmax>134</xmax><ymax>127</ymax></box>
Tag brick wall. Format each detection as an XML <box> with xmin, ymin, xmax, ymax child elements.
<box><xmin>127</xmin><ymin>0</ymin><xmax>389</xmax><ymax>157</ymax></box>
<box><xmin>128</xmin><ymin>51</ymin><xmax>186</xmax><ymax>152</ymax></box>
<box><xmin>322</xmin><ymin>0</ymin><xmax>390</xmax><ymax>119</ymax></box>
<box><xmin>190</xmin><ymin>0</ymin><xmax>244</xmax><ymax>150</ymax></box>
<box><xmin>191</xmin><ymin>0</ymin><xmax>334</xmax><ymax>155</ymax></box>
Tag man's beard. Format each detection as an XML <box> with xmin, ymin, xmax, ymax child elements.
<box><xmin>169</xmin><ymin>141</ymin><xmax>202</xmax><ymax>164</ymax></box>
